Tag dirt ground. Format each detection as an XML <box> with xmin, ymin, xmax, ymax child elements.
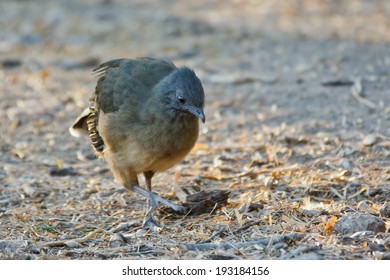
<box><xmin>0</xmin><ymin>0</ymin><xmax>389</xmax><ymax>260</ymax></box>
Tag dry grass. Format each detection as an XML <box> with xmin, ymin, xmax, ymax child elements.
<box><xmin>0</xmin><ymin>0</ymin><xmax>389</xmax><ymax>259</ymax></box>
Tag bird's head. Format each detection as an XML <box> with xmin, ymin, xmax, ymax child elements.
<box><xmin>157</xmin><ymin>67</ymin><xmax>205</xmax><ymax>123</ymax></box>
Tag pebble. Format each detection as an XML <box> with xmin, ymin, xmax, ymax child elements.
<box><xmin>362</xmin><ymin>134</ymin><xmax>380</xmax><ymax>146</ymax></box>
<box><xmin>340</xmin><ymin>159</ymin><xmax>352</xmax><ymax>170</ymax></box>
<box><xmin>109</xmin><ymin>233</ymin><xmax>127</xmax><ymax>248</ymax></box>
<box><xmin>64</xmin><ymin>240</ymin><xmax>83</xmax><ymax>248</ymax></box>
<box><xmin>334</xmin><ymin>212</ymin><xmax>386</xmax><ymax>235</ymax></box>
<box><xmin>0</xmin><ymin>240</ymin><xmax>29</xmax><ymax>250</ymax></box>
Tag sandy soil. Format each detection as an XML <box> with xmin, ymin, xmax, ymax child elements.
<box><xmin>0</xmin><ymin>0</ymin><xmax>389</xmax><ymax>259</ymax></box>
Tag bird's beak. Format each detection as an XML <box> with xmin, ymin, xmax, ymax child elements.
<box><xmin>187</xmin><ymin>107</ymin><xmax>206</xmax><ymax>123</ymax></box>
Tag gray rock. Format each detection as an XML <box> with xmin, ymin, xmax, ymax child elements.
<box><xmin>64</xmin><ymin>240</ymin><xmax>83</xmax><ymax>248</ymax></box>
<box><xmin>362</xmin><ymin>134</ymin><xmax>381</xmax><ymax>146</ymax></box>
<box><xmin>0</xmin><ymin>240</ymin><xmax>29</xmax><ymax>251</ymax></box>
<box><xmin>334</xmin><ymin>212</ymin><xmax>386</xmax><ymax>235</ymax></box>
<box><xmin>109</xmin><ymin>233</ymin><xmax>127</xmax><ymax>248</ymax></box>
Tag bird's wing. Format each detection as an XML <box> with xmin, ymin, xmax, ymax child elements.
<box><xmin>93</xmin><ymin>58</ymin><xmax>177</xmax><ymax>154</ymax></box>
<box><xmin>93</xmin><ymin>57</ymin><xmax>176</xmax><ymax>118</ymax></box>
<box><xmin>69</xmin><ymin>58</ymin><xmax>176</xmax><ymax>155</ymax></box>
<box><xmin>70</xmin><ymin>58</ymin><xmax>176</xmax><ymax>134</ymax></box>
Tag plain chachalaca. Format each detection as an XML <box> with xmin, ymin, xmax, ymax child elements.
<box><xmin>70</xmin><ymin>57</ymin><xmax>205</xmax><ymax>230</ymax></box>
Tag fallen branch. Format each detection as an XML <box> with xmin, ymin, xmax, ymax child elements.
<box><xmin>182</xmin><ymin>233</ymin><xmax>305</xmax><ymax>251</ymax></box>
<box><xmin>41</xmin><ymin>224</ymin><xmax>105</xmax><ymax>247</ymax></box>
<box><xmin>280</xmin><ymin>245</ymin><xmax>321</xmax><ymax>259</ymax></box>
<box><xmin>194</xmin><ymin>164</ymin><xmax>300</xmax><ymax>181</ymax></box>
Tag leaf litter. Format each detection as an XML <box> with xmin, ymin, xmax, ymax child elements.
<box><xmin>0</xmin><ymin>0</ymin><xmax>389</xmax><ymax>260</ymax></box>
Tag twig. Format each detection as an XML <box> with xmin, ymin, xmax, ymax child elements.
<box><xmin>351</xmin><ymin>78</ymin><xmax>376</xmax><ymax>109</ymax></box>
<box><xmin>280</xmin><ymin>245</ymin><xmax>320</xmax><ymax>259</ymax></box>
<box><xmin>351</xmin><ymin>90</ymin><xmax>376</xmax><ymax>109</ymax></box>
<box><xmin>197</xmin><ymin>226</ymin><xmax>227</xmax><ymax>244</ymax></box>
<box><xmin>108</xmin><ymin>222</ymin><xmax>137</xmax><ymax>234</ymax></box>
<box><xmin>200</xmin><ymin>170</ymin><xmax>259</xmax><ymax>181</ymax></box>
<box><xmin>182</xmin><ymin>233</ymin><xmax>305</xmax><ymax>251</ymax></box>
<box><xmin>321</xmin><ymin>79</ymin><xmax>354</xmax><ymax>87</ymax></box>
<box><xmin>347</xmin><ymin>186</ymin><xmax>367</xmax><ymax>200</ymax></box>
<box><xmin>195</xmin><ymin>164</ymin><xmax>300</xmax><ymax>181</ymax></box>
<box><xmin>231</xmin><ymin>219</ymin><xmax>263</xmax><ymax>236</ymax></box>
<box><xmin>329</xmin><ymin>187</ymin><xmax>345</xmax><ymax>200</ymax></box>
<box><xmin>41</xmin><ymin>224</ymin><xmax>106</xmax><ymax>247</ymax></box>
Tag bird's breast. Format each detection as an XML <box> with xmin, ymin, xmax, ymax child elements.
<box><xmin>99</xmin><ymin>111</ymin><xmax>200</xmax><ymax>174</ymax></box>
<box><xmin>142</xmin><ymin>114</ymin><xmax>199</xmax><ymax>172</ymax></box>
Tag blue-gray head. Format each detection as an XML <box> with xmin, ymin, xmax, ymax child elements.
<box><xmin>156</xmin><ymin>67</ymin><xmax>205</xmax><ymax>123</ymax></box>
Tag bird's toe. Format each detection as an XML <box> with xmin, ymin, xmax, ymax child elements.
<box><xmin>142</xmin><ymin>216</ymin><xmax>163</xmax><ymax>232</ymax></box>
<box><xmin>171</xmin><ymin>204</ymin><xmax>187</xmax><ymax>214</ymax></box>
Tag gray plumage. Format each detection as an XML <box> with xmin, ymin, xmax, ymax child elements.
<box><xmin>70</xmin><ymin>57</ymin><xmax>205</xmax><ymax>230</ymax></box>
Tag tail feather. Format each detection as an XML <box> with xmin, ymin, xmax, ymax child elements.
<box><xmin>86</xmin><ymin>107</ymin><xmax>105</xmax><ymax>153</ymax></box>
<box><xmin>69</xmin><ymin>106</ymin><xmax>105</xmax><ymax>153</ymax></box>
<box><xmin>69</xmin><ymin>107</ymin><xmax>91</xmax><ymax>137</ymax></box>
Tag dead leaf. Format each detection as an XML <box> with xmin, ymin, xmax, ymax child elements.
<box><xmin>195</xmin><ymin>231</ymin><xmax>207</xmax><ymax>240</ymax></box>
<box><xmin>324</xmin><ymin>216</ymin><xmax>338</xmax><ymax>235</ymax></box>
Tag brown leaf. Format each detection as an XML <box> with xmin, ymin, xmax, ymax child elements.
<box><xmin>323</xmin><ymin>216</ymin><xmax>338</xmax><ymax>235</ymax></box>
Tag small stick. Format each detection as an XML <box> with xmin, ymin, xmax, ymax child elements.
<box><xmin>41</xmin><ymin>224</ymin><xmax>106</xmax><ymax>247</ymax></box>
<box><xmin>182</xmin><ymin>233</ymin><xmax>305</xmax><ymax>251</ymax></box>
<box><xmin>197</xmin><ymin>226</ymin><xmax>227</xmax><ymax>244</ymax></box>
<box><xmin>231</xmin><ymin>219</ymin><xmax>263</xmax><ymax>236</ymax></box>
<box><xmin>351</xmin><ymin>79</ymin><xmax>376</xmax><ymax>109</ymax></box>
<box><xmin>280</xmin><ymin>245</ymin><xmax>320</xmax><ymax>259</ymax></box>
<box><xmin>329</xmin><ymin>187</ymin><xmax>344</xmax><ymax>200</ymax></box>
<box><xmin>197</xmin><ymin>165</ymin><xmax>300</xmax><ymax>181</ymax></box>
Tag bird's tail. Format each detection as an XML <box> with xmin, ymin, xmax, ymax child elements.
<box><xmin>69</xmin><ymin>102</ymin><xmax>105</xmax><ymax>154</ymax></box>
<box><xmin>69</xmin><ymin>107</ymin><xmax>90</xmax><ymax>137</ymax></box>
<box><xmin>86</xmin><ymin>104</ymin><xmax>105</xmax><ymax>153</ymax></box>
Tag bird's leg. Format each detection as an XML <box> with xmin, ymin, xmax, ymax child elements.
<box><xmin>132</xmin><ymin>185</ymin><xmax>186</xmax><ymax>213</ymax></box>
<box><xmin>127</xmin><ymin>172</ymin><xmax>187</xmax><ymax>231</ymax></box>
<box><xmin>144</xmin><ymin>171</ymin><xmax>154</xmax><ymax>192</ymax></box>
<box><xmin>131</xmin><ymin>171</ymin><xmax>186</xmax><ymax>213</ymax></box>
<box><xmin>142</xmin><ymin>171</ymin><xmax>161</xmax><ymax>229</ymax></box>
<box><xmin>144</xmin><ymin>171</ymin><xmax>154</xmax><ymax>212</ymax></box>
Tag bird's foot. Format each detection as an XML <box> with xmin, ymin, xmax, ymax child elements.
<box><xmin>141</xmin><ymin>215</ymin><xmax>162</xmax><ymax>232</ymax></box>
<box><xmin>132</xmin><ymin>185</ymin><xmax>187</xmax><ymax>214</ymax></box>
<box><xmin>161</xmin><ymin>199</ymin><xmax>187</xmax><ymax>214</ymax></box>
<box><xmin>149</xmin><ymin>192</ymin><xmax>187</xmax><ymax>213</ymax></box>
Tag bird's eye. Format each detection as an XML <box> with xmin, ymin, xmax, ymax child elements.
<box><xmin>178</xmin><ymin>96</ymin><xmax>186</xmax><ymax>104</ymax></box>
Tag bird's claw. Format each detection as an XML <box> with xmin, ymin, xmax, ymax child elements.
<box><xmin>170</xmin><ymin>204</ymin><xmax>187</xmax><ymax>214</ymax></box>
<box><xmin>150</xmin><ymin>193</ymin><xmax>187</xmax><ymax>213</ymax></box>
<box><xmin>142</xmin><ymin>215</ymin><xmax>162</xmax><ymax>232</ymax></box>
<box><xmin>143</xmin><ymin>187</ymin><xmax>187</xmax><ymax>214</ymax></box>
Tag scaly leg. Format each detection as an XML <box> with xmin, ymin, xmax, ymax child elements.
<box><xmin>140</xmin><ymin>171</ymin><xmax>160</xmax><ymax>230</ymax></box>
<box><xmin>138</xmin><ymin>171</ymin><xmax>186</xmax><ymax>213</ymax></box>
<box><xmin>130</xmin><ymin>172</ymin><xmax>186</xmax><ymax>231</ymax></box>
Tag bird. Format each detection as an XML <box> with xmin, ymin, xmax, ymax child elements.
<box><xmin>69</xmin><ymin>57</ymin><xmax>205</xmax><ymax>230</ymax></box>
